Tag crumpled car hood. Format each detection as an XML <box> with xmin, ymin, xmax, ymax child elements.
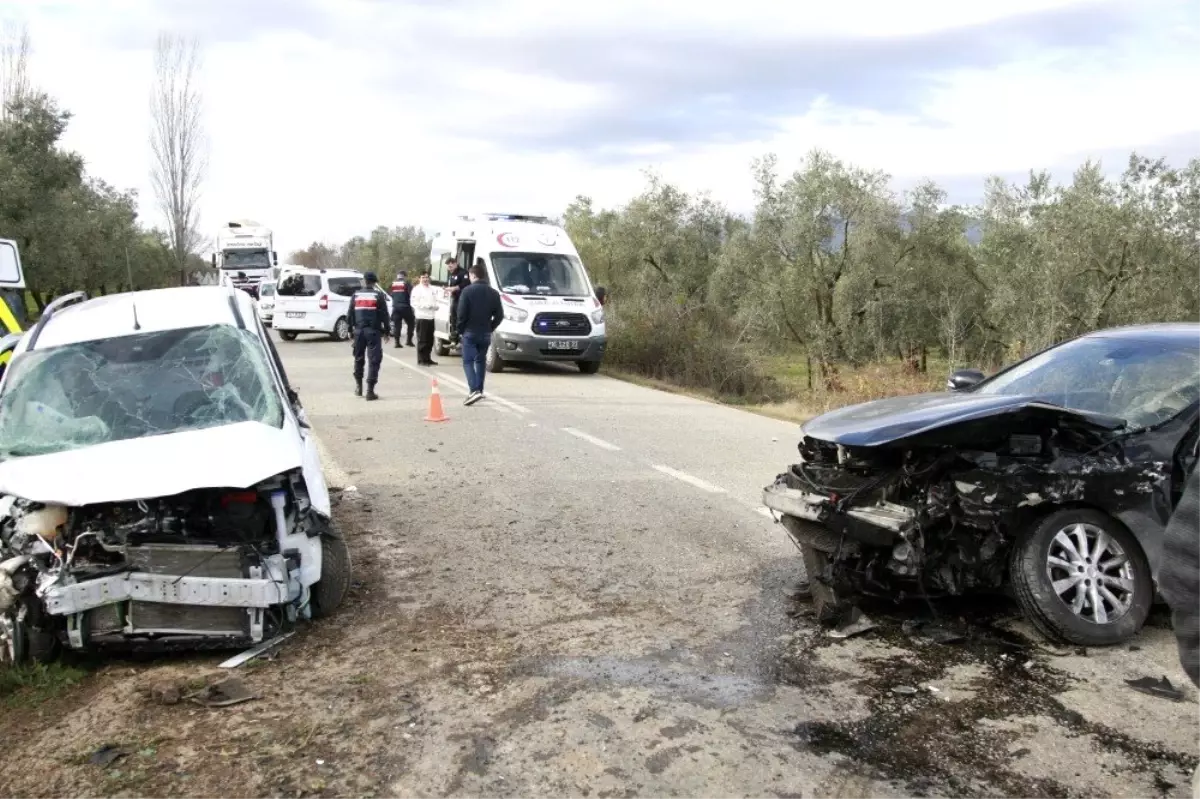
<box><xmin>0</xmin><ymin>420</ymin><xmax>304</xmax><ymax>505</ymax></box>
<box><xmin>802</xmin><ymin>391</ymin><xmax>1127</xmax><ymax>447</ymax></box>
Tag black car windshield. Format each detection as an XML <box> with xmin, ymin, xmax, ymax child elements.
<box><xmin>0</xmin><ymin>324</ymin><xmax>285</xmax><ymax>459</ymax></box>
<box><xmin>491</xmin><ymin>252</ymin><xmax>591</xmax><ymax>296</ymax></box>
<box><xmin>973</xmin><ymin>335</ymin><xmax>1200</xmax><ymax>428</ymax></box>
<box><xmin>222</xmin><ymin>249</ymin><xmax>270</xmax><ymax>269</ymax></box>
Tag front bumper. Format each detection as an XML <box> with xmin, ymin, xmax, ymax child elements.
<box><xmin>493</xmin><ymin>331</ymin><xmax>606</xmax><ymax>362</ymax></box>
<box><xmin>762</xmin><ymin>478</ymin><xmax>915</xmax><ymax>547</ymax></box>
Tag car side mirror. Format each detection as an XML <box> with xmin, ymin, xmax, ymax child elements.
<box><xmin>947</xmin><ymin>368</ymin><xmax>986</xmax><ymax>391</ymax></box>
<box><xmin>595</xmin><ymin>286</ymin><xmax>607</xmax><ymax>305</ymax></box>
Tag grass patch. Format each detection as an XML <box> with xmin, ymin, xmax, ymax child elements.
<box><xmin>0</xmin><ymin>661</ymin><xmax>88</xmax><ymax>708</ymax></box>
<box><xmin>606</xmin><ymin>347</ymin><xmax>954</xmax><ymax>424</ymax></box>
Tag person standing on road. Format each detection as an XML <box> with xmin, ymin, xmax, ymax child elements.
<box><xmin>456</xmin><ymin>262</ymin><xmax>503</xmax><ymax>405</ymax></box>
<box><xmin>446</xmin><ymin>256</ymin><xmax>470</xmax><ymax>345</ymax></box>
<box><xmin>410</xmin><ymin>271</ymin><xmax>440</xmax><ymax>367</ymax></box>
<box><xmin>348</xmin><ymin>271</ymin><xmax>391</xmax><ymax>401</ymax></box>
<box><xmin>389</xmin><ymin>270</ymin><xmax>415</xmax><ymax>348</ymax></box>
<box><xmin>1158</xmin><ymin>465</ymin><xmax>1199</xmax><ymax>797</ymax></box>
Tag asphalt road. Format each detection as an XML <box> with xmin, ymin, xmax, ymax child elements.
<box><xmin>267</xmin><ymin>332</ymin><xmax>1200</xmax><ymax>798</ymax></box>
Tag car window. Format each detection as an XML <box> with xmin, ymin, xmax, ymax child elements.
<box><xmin>0</xmin><ymin>324</ymin><xmax>286</xmax><ymax>459</ymax></box>
<box><xmin>327</xmin><ymin>277</ymin><xmax>362</xmax><ymax>297</ymax></box>
<box><xmin>259</xmin><ymin>283</ymin><xmax>275</xmax><ymax>297</ymax></box>
<box><xmin>278</xmin><ymin>274</ymin><xmax>320</xmax><ymax>296</ymax></box>
<box><xmin>974</xmin><ymin>336</ymin><xmax>1200</xmax><ymax>427</ymax></box>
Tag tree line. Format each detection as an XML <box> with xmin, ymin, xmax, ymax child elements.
<box><xmin>0</xmin><ymin>26</ymin><xmax>207</xmax><ymax>312</ymax></box>
<box><xmin>2</xmin><ymin>21</ymin><xmax>1194</xmax><ymax>403</ymax></box>
<box><xmin>298</xmin><ymin>151</ymin><xmax>1198</xmax><ymax>401</ymax></box>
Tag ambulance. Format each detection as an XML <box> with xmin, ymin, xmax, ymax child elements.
<box><xmin>429</xmin><ymin>213</ymin><xmax>607</xmax><ymax>374</ymax></box>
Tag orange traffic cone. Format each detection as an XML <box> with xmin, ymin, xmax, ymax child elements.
<box><xmin>424</xmin><ymin>378</ymin><xmax>449</xmax><ymax>422</ymax></box>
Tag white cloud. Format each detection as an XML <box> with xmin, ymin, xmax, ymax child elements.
<box><xmin>2</xmin><ymin>0</ymin><xmax>1197</xmax><ymax>255</ymax></box>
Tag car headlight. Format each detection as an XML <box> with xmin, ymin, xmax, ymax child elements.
<box><xmin>505</xmin><ymin>306</ymin><xmax>528</xmax><ymax>323</ymax></box>
<box><xmin>591</xmin><ymin>309</ymin><xmax>605</xmax><ymax>324</ymax></box>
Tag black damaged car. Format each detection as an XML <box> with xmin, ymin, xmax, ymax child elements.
<box><xmin>763</xmin><ymin>323</ymin><xmax>1200</xmax><ymax>646</ymax></box>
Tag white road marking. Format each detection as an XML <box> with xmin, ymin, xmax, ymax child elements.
<box><xmin>651</xmin><ymin>464</ymin><xmax>728</xmax><ymax>494</ymax></box>
<box><xmin>562</xmin><ymin>427</ymin><xmax>622</xmax><ymax>451</ymax></box>
<box><xmin>382</xmin><ymin>351</ymin><xmax>531</xmax><ymax>414</ymax></box>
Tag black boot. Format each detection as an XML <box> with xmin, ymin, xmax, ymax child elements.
<box><xmin>394</xmin><ymin>340</ymin><xmax>402</xmax><ymax>348</ymax></box>
<box><xmin>354</xmin><ymin>378</ymin><xmax>363</xmax><ymax>397</ymax></box>
<box><xmin>365</xmin><ymin>383</ymin><xmax>378</xmax><ymax>401</ymax></box>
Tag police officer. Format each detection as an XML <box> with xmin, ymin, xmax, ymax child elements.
<box><xmin>389</xmin><ymin>270</ymin><xmax>415</xmax><ymax>348</ymax></box>
<box><xmin>446</xmin><ymin>256</ymin><xmax>471</xmax><ymax>345</ymax></box>
<box><xmin>349</xmin><ymin>271</ymin><xmax>391</xmax><ymax>401</ymax></box>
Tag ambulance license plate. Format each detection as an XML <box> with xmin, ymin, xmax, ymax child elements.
<box><xmin>548</xmin><ymin>340</ymin><xmax>579</xmax><ymax>351</ymax></box>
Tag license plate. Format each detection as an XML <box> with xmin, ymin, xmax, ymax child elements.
<box><xmin>285</xmin><ymin>312</ymin><xmax>305</xmax><ymax>319</ymax></box>
<box><xmin>547</xmin><ymin>340</ymin><xmax>579</xmax><ymax>351</ymax></box>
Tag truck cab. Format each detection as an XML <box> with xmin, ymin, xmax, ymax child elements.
<box><xmin>430</xmin><ymin>213</ymin><xmax>607</xmax><ymax>374</ymax></box>
<box><xmin>212</xmin><ymin>220</ymin><xmax>278</xmax><ymax>298</ymax></box>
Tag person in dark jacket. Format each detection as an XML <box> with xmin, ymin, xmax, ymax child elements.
<box><xmin>389</xmin><ymin>270</ymin><xmax>415</xmax><ymax>348</ymax></box>
<box><xmin>348</xmin><ymin>271</ymin><xmax>391</xmax><ymax>400</ymax></box>
<box><xmin>456</xmin><ymin>263</ymin><xmax>503</xmax><ymax>405</ymax></box>
<box><xmin>1160</xmin><ymin>464</ymin><xmax>1199</xmax><ymax>688</ymax></box>
<box><xmin>446</xmin><ymin>257</ymin><xmax>471</xmax><ymax>345</ymax></box>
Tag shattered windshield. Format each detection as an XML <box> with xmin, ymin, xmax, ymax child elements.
<box><xmin>491</xmin><ymin>252</ymin><xmax>591</xmax><ymax>296</ymax></box>
<box><xmin>222</xmin><ymin>249</ymin><xmax>270</xmax><ymax>269</ymax></box>
<box><xmin>0</xmin><ymin>324</ymin><xmax>285</xmax><ymax>459</ymax></box>
<box><xmin>974</xmin><ymin>336</ymin><xmax>1200</xmax><ymax>427</ymax></box>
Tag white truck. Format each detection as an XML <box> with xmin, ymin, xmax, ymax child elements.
<box><xmin>211</xmin><ymin>220</ymin><xmax>278</xmax><ymax>298</ymax></box>
<box><xmin>430</xmin><ymin>213</ymin><xmax>607</xmax><ymax>374</ymax></box>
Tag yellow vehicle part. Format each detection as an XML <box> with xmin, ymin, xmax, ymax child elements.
<box><xmin>0</xmin><ymin>292</ymin><xmax>20</xmax><ymax>335</ymax></box>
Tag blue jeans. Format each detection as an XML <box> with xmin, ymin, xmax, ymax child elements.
<box><xmin>461</xmin><ymin>330</ymin><xmax>491</xmax><ymax>394</ymax></box>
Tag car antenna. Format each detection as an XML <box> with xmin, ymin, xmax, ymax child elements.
<box><xmin>131</xmin><ymin>300</ymin><xmax>142</xmax><ymax>331</ymax></box>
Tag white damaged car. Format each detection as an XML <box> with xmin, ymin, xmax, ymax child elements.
<box><xmin>0</xmin><ymin>287</ymin><xmax>350</xmax><ymax>663</ymax></box>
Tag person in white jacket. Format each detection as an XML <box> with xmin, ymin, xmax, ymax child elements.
<box><xmin>410</xmin><ymin>271</ymin><xmax>441</xmax><ymax>366</ymax></box>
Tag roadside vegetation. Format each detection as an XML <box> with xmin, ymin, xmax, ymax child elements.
<box><xmin>3</xmin><ymin>23</ymin><xmax>1197</xmax><ymax>412</ymax></box>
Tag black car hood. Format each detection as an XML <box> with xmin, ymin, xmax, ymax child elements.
<box><xmin>801</xmin><ymin>391</ymin><xmax>1127</xmax><ymax>447</ymax></box>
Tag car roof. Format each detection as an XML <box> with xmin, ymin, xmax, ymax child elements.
<box><xmin>1080</xmin><ymin>322</ymin><xmax>1200</xmax><ymax>347</ymax></box>
<box><xmin>282</xmin><ymin>267</ymin><xmax>361</xmax><ymax>277</ymax></box>
<box><xmin>29</xmin><ymin>286</ymin><xmax>261</xmax><ymax>350</ymax></box>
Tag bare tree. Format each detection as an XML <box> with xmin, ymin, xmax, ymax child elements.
<box><xmin>0</xmin><ymin>21</ymin><xmax>31</xmax><ymax>119</ymax></box>
<box><xmin>149</xmin><ymin>33</ymin><xmax>207</xmax><ymax>286</ymax></box>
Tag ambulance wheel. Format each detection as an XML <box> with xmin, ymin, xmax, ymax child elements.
<box><xmin>486</xmin><ymin>345</ymin><xmax>505</xmax><ymax>373</ymax></box>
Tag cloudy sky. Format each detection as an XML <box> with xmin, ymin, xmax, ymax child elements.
<box><xmin>4</xmin><ymin>0</ymin><xmax>1198</xmax><ymax>255</ymax></box>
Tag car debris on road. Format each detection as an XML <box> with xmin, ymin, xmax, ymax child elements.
<box><xmin>764</xmin><ymin>323</ymin><xmax>1199</xmax><ymax>647</ymax></box>
<box><xmin>0</xmin><ymin>287</ymin><xmax>352</xmax><ymax>664</ymax></box>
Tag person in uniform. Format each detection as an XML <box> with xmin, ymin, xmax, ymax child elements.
<box><xmin>348</xmin><ymin>271</ymin><xmax>391</xmax><ymax>400</ymax></box>
<box><xmin>389</xmin><ymin>270</ymin><xmax>415</xmax><ymax>348</ymax></box>
<box><xmin>446</xmin><ymin>256</ymin><xmax>471</xmax><ymax>345</ymax></box>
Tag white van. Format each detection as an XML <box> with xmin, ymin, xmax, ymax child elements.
<box><xmin>273</xmin><ymin>268</ymin><xmax>384</xmax><ymax>342</ymax></box>
<box><xmin>257</xmin><ymin>279</ymin><xmax>277</xmax><ymax>326</ymax></box>
<box><xmin>430</xmin><ymin>213</ymin><xmax>607</xmax><ymax>373</ymax></box>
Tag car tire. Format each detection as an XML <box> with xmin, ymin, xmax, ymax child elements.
<box><xmin>435</xmin><ymin>338</ymin><xmax>450</xmax><ymax>357</ymax></box>
<box><xmin>2</xmin><ymin>600</ymin><xmax>57</xmax><ymax>665</ymax></box>
<box><xmin>486</xmin><ymin>345</ymin><xmax>505</xmax><ymax>373</ymax></box>
<box><xmin>1010</xmin><ymin>508</ymin><xmax>1152</xmax><ymax>647</ymax></box>
<box><xmin>577</xmin><ymin>360</ymin><xmax>601</xmax><ymax>375</ymax></box>
<box><xmin>310</xmin><ymin>534</ymin><xmax>352</xmax><ymax>619</ymax></box>
<box><xmin>279</xmin><ymin>331</ymin><xmax>298</xmax><ymax>341</ymax></box>
<box><xmin>331</xmin><ymin>317</ymin><xmax>350</xmax><ymax>342</ymax></box>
